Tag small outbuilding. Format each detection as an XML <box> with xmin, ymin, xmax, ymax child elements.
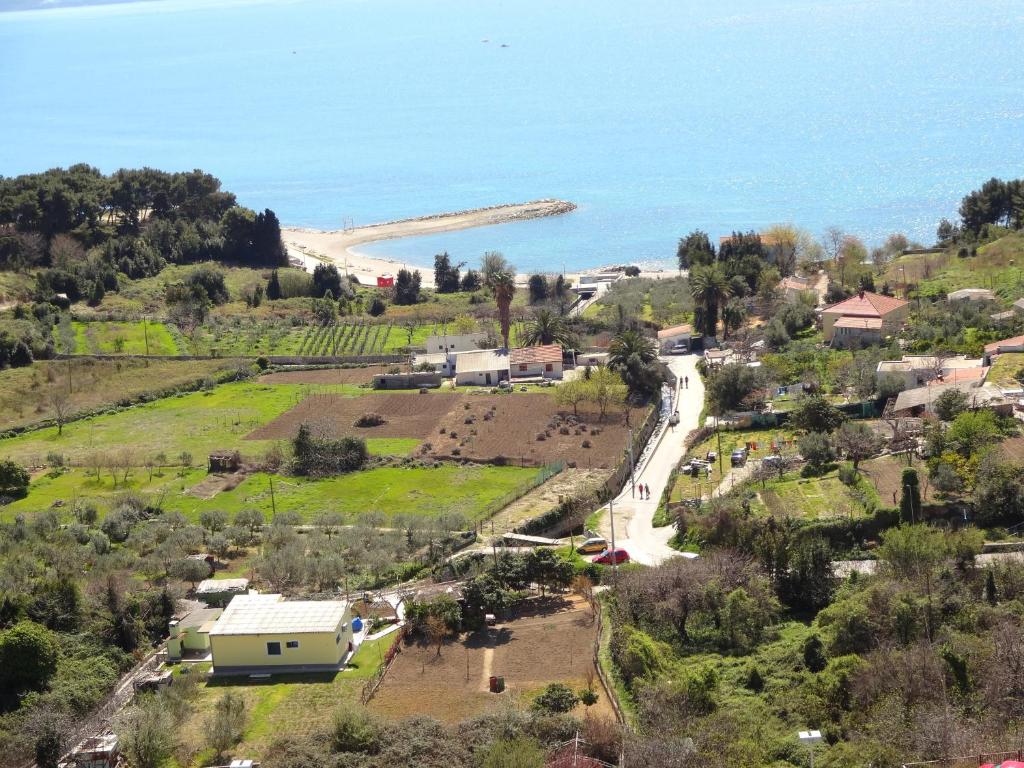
<box><xmin>167</xmin><ymin>606</ymin><xmax>223</xmax><ymax>661</ymax></box>
<box><xmin>948</xmin><ymin>287</ymin><xmax>996</xmax><ymax>303</ymax></box>
<box><xmin>208</xmin><ymin>594</ymin><xmax>353</xmax><ymax>674</ymax></box>
<box><xmin>656</xmin><ymin>323</ymin><xmax>692</xmax><ymax>353</ymax></box>
<box><xmin>454</xmin><ymin>348</ymin><xmax>510</xmax><ymax>387</ymax></box>
<box><xmin>424</xmin><ymin>332</ymin><xmax>487</xmax><ymax>354</ymax></box>
<box><xmin>196</xmin><ymin>578</ymin><xmax>250</xmax><ymax>607</ymax></box>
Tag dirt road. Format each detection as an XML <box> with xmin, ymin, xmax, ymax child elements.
<box><xmin>597</xmin><ymin>355</ymin><xmax>703</xmax><ymax>566</ymax></box>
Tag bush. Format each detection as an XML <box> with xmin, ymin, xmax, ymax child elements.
<box><xmin>837</xmin><ymin>463</ymin><xmax>858</xmax><ymax>486</ymax></box>
<box><xmin>532</xmin><ymin>683</ymin><xmax>579</xmax><ymax>713</ymax></box>
<box><xmin>354</xmin><ymin>413</ymin><xmax>387</xmax><ymax>427</ymax></box>
<box><xmin>0</xmin><ymin>459</ymin><xmax>30</xmax><ymax>498</ymax></box>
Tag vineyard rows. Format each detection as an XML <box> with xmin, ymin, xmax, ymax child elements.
<box><xmin>295</xmin><ymin>322</ymin><xmax>404</xmax><ymax>356</ymax></box>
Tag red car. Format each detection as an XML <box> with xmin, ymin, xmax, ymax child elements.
<box><xmin>593</xmin><ymin>548</ymin><xmax>630</xmax><ymax>565</ymax></box>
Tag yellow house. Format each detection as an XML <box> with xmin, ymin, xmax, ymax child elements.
<box><xmin>167</xmin><ymin>607</ymin><xmax>222</xmax><ymax>661</ymax></box>
<box><xmin>821</xmin><ymin>291</ymin><xmax>910</xmax><ymax>346</ymax></box>
<box><xmin>208</xmin><ymin>594</ymin><xmax>353</xmax><ymax>674</ymax></box>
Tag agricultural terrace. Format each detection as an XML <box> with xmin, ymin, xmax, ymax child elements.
<box><xmin>370</xmin><ymin>596</ymin><xmax>610</xmax><ymax>723</ymax></box>
<box><xmin>70</xmin><ymin>320</ymin><xmax>179</xmax><ymax>355</ymax></box>
<box><xmin>750</xmin><ymin>469</ymin><xmax>879</xmax><ymax>520</ymax></box>
<box><xmin>253</xmin><ymin>389</ymin><xmax>646</xmax><ymax>469</ymax></box>
<box><xmin>0</xmin><ymin>357</ymin><xmax>246</xmax><ymax>433</ymax></box>
<box><xmin>583</xmin><ymin>276</ymin><xmax>693</xmax><ymax>327</ymax></box>
<box><xmin>883</xmin><ymin>232</ymin><xmax>1024</xmax><ymax>301</ymax></box>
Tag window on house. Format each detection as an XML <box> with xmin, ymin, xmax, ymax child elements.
<box><xmin>336</xmin><ymin>633</ymin><xmax>341</xmax><ymax>644</ymax></box>
<box><xmin>286</xmin><ymin>640</ymin><xmax>299</xmax><ymax>649</ymax></box>
<box><xmin>545</xmin><ymin>363</ymin><xmax>553</xmax><ymax>372</ymax></box>
<box><xmin>519</xmin><ymin>364</ymin><xmax>528</xmax><ymax>371</ymax></box>
<box><xmin>267</xmin><ymin>641</ymin><xmax>281</xmax><ymax>656</ymax></box>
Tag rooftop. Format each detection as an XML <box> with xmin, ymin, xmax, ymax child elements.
<box><xmin>210</xmin><ymin>595</ymin><xmax>349</xmax><ymax>636</ymax></box>
<box><xmin>893</xmin><ymin>381</ymin><xmax>1004</xmax><ymax>412</ymax></box>
<box><xmin>657</xmin><ymin>323</ymin><xmax>693</xmax><ymax>339</ymax></box>
<box><xmin>834</xmin><ymin>316</ymin><xmax>883</xmax><ymax>330</ymax></box>
<box><xmin>985</xmin><ymin>334</ymin><xmax>1024</xmax><ymax>354</ymax></box>
<box><xmin>876</xmin><ymin>355</ymin><xmax>983</xmax><ymax>373</ymax></box>
<box><xmin>948</xmin><ymin>287</ymin><xmax>996</xmax><ymax>300</ymax></box>
<box><xmin>175</xmin><ymin>607</ymin><xmax>223</xmax><ymax>630</ymax></box>
<box><xmin>823</xmin><ymin>291</ymin><xmax>908</xmax><ymax>318</ymax></box>
<box><xmin>197</xmin><ymin>578</ymin><xmax>249</xmax><ymax>594</ymax></box>
<box><xmin>510</xmin><ymin>344</ymin><xmax>563</xmax><ymax>364</ymax></box>
<box><xmin>454</xmin><ymin>348</ymin><xmax>509</xmax><ymax>374</ymax></box>
<box><xmin>413</xmin><ymin>352</ymin><xmax>450</xmax><ymax>365</ymax></box>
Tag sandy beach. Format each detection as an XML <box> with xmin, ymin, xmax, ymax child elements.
<box><xmin>282</xmin><ymin>199</ymin><xmax>575</xmax><ymax>283</ymax></box>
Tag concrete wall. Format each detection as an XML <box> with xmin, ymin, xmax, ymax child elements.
<box><xmin>373</xmin><ymin>372</ymin><xmax>442</xmax><ymax>389</ymax></box>
<box><xmin>211</xmin><ymin>620</ymin><xmax>352</xmax><ymax>670</ymax></box>
<box><xmin>455</xmin><ymin>368</ymin><xmax>508</xmax><ymax>386</ymax></box>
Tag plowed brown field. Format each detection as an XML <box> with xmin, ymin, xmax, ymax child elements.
<box><xmin>246</xmin><ymin>391</ymin><xmax>643</xmax><ymax>468</ymax></box>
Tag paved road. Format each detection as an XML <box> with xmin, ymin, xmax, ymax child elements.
<box><xmin>597</xmin><ymin>355</ymin><xmax>704</xmax><ymax>566</ymax></box>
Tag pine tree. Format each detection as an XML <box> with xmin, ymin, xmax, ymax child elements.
<box><xmin>985</xmin><ymin>569</ymin><xmax>998</xmax><ymax>605</ymax></box>
<box><xmin>266</xmin><ymin>269</ymin><xmax>282</xmax><ymax>300</ymax></box>
<box><xmin>899</xmin><ymin>468</ymin><xmax>921</xmax><ymax>524</ymax></box>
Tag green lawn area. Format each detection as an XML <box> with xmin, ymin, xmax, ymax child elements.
<box><xmin>670</xmin><ymin>427</ymin><xmax>798</xmax><ymax>500</ymax></box>
<box><xmin>4</xmin><ymin>463</ymin><xmax>540</xmax><ymax>524</ymax></box>
<box><xmin>989</xmin><ymin>352</ymin><xmax>1024</xmax><ymax>388</ymax></box>
<box><xmin>0</xmin><ymin>379</ymin><xmax>364</xmax><ymax>468</ymax></box>
<box><xmin>172</xmin><ymin>634</ymin><xmax>391</xmax><ymax>766</ymax></box>
<box><xmin>0</xmin><ymin>270</ymin><xmax>34</xmax><ymax>303</ymax></box>
<box><xmin>751</xmin><ymin>470</ymin><xmax>873</xmax><ymax>520</ymax></box>
<box><xmin>72</xmin><ymin>320</ymin><xmax>179</xmax><ymax>355</ymax></box>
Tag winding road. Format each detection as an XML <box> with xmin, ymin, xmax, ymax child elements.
<box><xmin>597</xmin><ymin>354</ymin><xmax>704</xmax><ymax>566</ymax></box>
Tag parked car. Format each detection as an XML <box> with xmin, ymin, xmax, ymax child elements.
<box><xmin>593</xmin><ymin>548</ymin><xmax>630</xmax><ymax>565</ymax></box>
<box><xmin>706</xmin><ymin>450</ymin><xmax>717</xmax><ymax>462</ymax></box>
<box><xmin>669</xmin><ymin>411</ymin><xmax>680</xmax><ymax>426</ymax></box>
<box><xmin>577</xmin><ymin>537</ymin><xmax>608</xmax><ymax>554</ymax></box>
<box><xmin>669</xmin><ymin>343</ymin><xmax>689</xmax><ymax>355</ymax></box>
<box><xmin>762</xmin><ymin>454</ymin><xmax>785</xmax><ymax>469</ymax></box>
<box><xmin>730</xmin><ymin>448</ymin><xmax>748</xmax><ymax>467</ymax></box>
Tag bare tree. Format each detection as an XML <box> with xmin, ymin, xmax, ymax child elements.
<box><xmin>424</xmin><ymin>615</ymin><xmax>447</xmax><ymax>656</ymax></box>
<box><xmin>48</xmin><ymin>391</ymin><xmax>72</xmax><ymax>436</ymax></box>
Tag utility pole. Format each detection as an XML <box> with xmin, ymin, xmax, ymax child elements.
<box><xmin>609</xmin><ymin>498</ymin><xmax>618</xmax><ymax>583</ymax></box>
<box><xmin>269</xmin><ymin>476</ymin><xmax>277</xmax><ymax>517</ymax></box>
<box><xmin>627</xmin><ymin>428</ymin><xmax>636</xmax><ymax>498</ymax></box>
<box><xmin>143</xmin><ymin>316</ymin><xmax>150</xmax><ymax>356</ymax></box>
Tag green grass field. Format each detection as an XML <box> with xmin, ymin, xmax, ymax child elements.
<box><xmin>72</xmin><ymin>320</ymin><xmax>179</xmax><ymax>355</ymax></box>
<box><xmin>752</xmin><ymin>471</ymin><xmax>871</xmax><ymax>520</ymax></box>
<box><xmin>0</xmin><ymin>379</ymin><xmax>364</xmax><ymax>467</ymax></box>
<box><xmin>885</xmin><ymin>233</ymin><xmax>1024</xmax><ymax>302</ymax></box>
<box><xmin>989</xmin><ymin>352</ymin><xmax>1024</xmax><ymax>388</ymax></box>
<box><xmin>2</xmin><ymin>462</ymin><xmax>539</xmax><ymax>524</ymax></box>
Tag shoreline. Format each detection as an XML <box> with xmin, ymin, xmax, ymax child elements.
<box><xmin>283</xmin><ymin>199</ymin><xmax>576</xmax><ymax>283</ymax></box>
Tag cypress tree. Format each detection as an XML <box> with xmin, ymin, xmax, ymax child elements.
<box><xmin>899</xmin><ymin>468</ymin><xmax>921</xmax><ymax>524</ymax></box>
<box><xmin>266</xmin><ymin>269</ymin><xmax>282</xmax><ymax>300</ymax></box>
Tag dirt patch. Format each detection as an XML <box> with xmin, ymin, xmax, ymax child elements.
<box><xmin>861</xmin><ymin>456</ymin><xmax>941</xmax><ymax>507</ymax></box>
<box><xmin>486</xmin><ymin>468</ymin><xmax>609</xmax><ymax>533</ymax></box>
<box><xmin>998</xmin><ymin>436</ymin><xmax>1024</xmax><ymax>462</ymax></box>
<box><xmin>187</xmin><ymin>471</ymin><xmax>246</xmax><ymax>499</ymax></box>
<box><xmin>258</xmin><ymin>366</ymin><xmax>391</xmax><ymax>386</ymax></box>
<box><xmin>428</xmin><ymin>395</ymin><xmax>645</xmax><ymax>469</ymax></box>
<box><xmin>246</xmin><ymin>391</ymin><xmax>645</xmax><ymax>469</ymax></box>
<box><xmin>245</xmin><ymin>393</ymin><xmax>460</xmax><ymax>441</ymax></box>
<box><xmin>370</xmin><ymin>596</ymin><xmax>611</xmax><ymax>723</ymax></box>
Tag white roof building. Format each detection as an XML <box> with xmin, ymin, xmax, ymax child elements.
<box><xmin>209</xmin><ymin>595</ymin><xmax>349</xmax><ymax>636</ymax></box>
<box><xmin>454</xmin><ymin>348</ymin><xmax>510</xmax><ymax>386</ymax></box>
<box><xmin>423</xmin><ymin>332</ymin><xmax>487</xmax><ymax>354</ymax></box>
<box><xmin>948</xmin><ymin>288</ymin><xmax>996</xmax><ymax>302</ymax></box>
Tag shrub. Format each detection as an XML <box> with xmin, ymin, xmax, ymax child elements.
<box><xmin>532</xmin><ymin>683</ymin><xmax>579</xmax><ymax>713</ymax></box>
<box><xmin>354</xmin><ymin>413</ymin><xmax>387</xmax><ymax>427</ymax></box>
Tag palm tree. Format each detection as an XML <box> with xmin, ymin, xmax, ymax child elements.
<box><xmin>608</xmin><ymin>329</ymin><xmax>660</xmax><ymax>399</ymax></box>
<box><xmin>608</xmin><ymin>329</ymin><xmax>658</xmax><ymax>369</ymax></box>
<box><xmin>721</xmin><ymin>298</ymin><xmax>748</xmax><ymax>339</ymax></box>
<box><xmin>491</xmin><ymin>271</ymin><xmax>516</xmax><ymax>349</ymax></box>
<box><xmin>522</xmin><ymin>309</ymin><xmax>576</xmax><ymax>348</ymax></box>
<box><xmin>689</xmin><ymin>263</ymin><xmax>730</xmax><ymax>337</ymax></box>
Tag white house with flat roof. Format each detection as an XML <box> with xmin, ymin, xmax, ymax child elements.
<box><xmin>412</xmin><ymin>351</ymin><xmax>454</xmax><ymax>376</ymax></box>
<box><xmin>876</xmin><ymin>355</ymin><xmax>985</xmax><ymax>390</ymax></box>
<box><xmin>948</xmin><ymin>288</ymin><xmax>996</xmax><ymax>303</ymax></box>
<box><xmin>208</xmin><ymin>594</ymin><xmax>353</xmax><ymax>674</ymax></box>
<box><xmin>453</xmin><ymin>348</ymin><xmax>510</xmax><ymax>386</ymax></box>
<box><xmin>423</xmin><ymin>332</ymin><xmax>487</xmax><ymax>354</ymax></box>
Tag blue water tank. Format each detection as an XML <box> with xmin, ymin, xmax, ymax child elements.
<box><xmin>352</xmin><ymin>617</ymin><xmax>364</xmax><ymax>632</ymax></box>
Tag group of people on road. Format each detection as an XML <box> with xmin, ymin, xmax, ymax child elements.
<box><xmin>634</xmin><ymin>482</ymin><xmax>651</xmax><ymax>500</ymax></box>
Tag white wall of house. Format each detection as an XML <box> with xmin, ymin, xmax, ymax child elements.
<box><xmin>424</xmin><ymin>333</ymin><xmax>487</xmax><ymax>354</ymax></box>
<box><xmin>511</xmin><ymin>360</ymin><xmax>564</xmax><ymax>379</ymax></box>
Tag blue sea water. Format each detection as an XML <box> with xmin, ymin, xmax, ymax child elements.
<box><xmin>1</xmin><ymin>0</ymin><xmax>1023</xmax><ymax>273</ymax></box>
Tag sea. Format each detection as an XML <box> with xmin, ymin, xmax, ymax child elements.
<box><xmin>2</xmin><ymin>0</ymin><xmax>1023</xmax><ymax>273</ymax></box>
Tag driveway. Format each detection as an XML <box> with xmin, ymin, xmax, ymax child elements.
<box><xmin>596</xmin><ymin>354</ymin><xmax>703</xmax><ymax>566</ymax></box>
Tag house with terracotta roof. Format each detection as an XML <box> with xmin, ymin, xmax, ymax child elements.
<box><xmin>510</xmin><ymin>344</ymin><xmax>564</xmax><ymax>380</ymax></box>
<box><xmin>821</xmin><ymin>290</ymin><xmax>910</xmax><ymax>347</ymax></box>
<box><xmin>984</xmin><ymin>334</ymin><xmax>1024</xmax><ymax>362</ymax></box>
<box><xmin>656</xmin><ymin>323</ymin><xmax>692</xmax><ymax>353</ymax></box>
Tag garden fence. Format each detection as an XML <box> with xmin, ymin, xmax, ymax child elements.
<box><xmin>360</xmin><ymin>625</ymin><xmax>409</xmax><ymax>704</ymax></box>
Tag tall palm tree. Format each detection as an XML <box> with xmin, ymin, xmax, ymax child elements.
<box><xmin>522</xmin><ymin>309</ymin><xmax>576</xmax><ymax>348</ymax></box>
<box><xmin>689</xmin><ymin>263</ymin><xmax>731</xmax><ymax>337</ymax></box>
<box><xmin>608</xmin><ymin>329</ymin><xmax>658</xmax><ymax>368</ymax></box>
<box><xmin>491</xmin><ymin>270</ymin><xmax>516</xmax><ymax>349</ymax></box>
<box><xmin>721</xmin><ymin>298</ymin><xmax>748</xmax><ymax>339</ymax></box>
<box><xmin>608</xmin><ymin>329</ymin><xmax>660</xmax><ymax>399</ymax></box>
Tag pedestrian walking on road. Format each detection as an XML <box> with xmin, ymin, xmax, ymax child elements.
<box><xmin>684</xmin><ymin>376</ymin><xmax>689</xmax><ymax>389</ymax></box>
<box><xmin>646</xmin><ymin>484</ymin><xmax>651</xmax><ymax>500</ymax></box>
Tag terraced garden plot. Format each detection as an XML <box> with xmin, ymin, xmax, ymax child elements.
<box><xmin>756</xmin><ymin>472</ymin><xmax>870</xmax><ymax>519</ymax></box>
<box><xmin>72</xmin><ymin>320</ymin><xmax>178</xmax><ymax>355</ymax></box>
